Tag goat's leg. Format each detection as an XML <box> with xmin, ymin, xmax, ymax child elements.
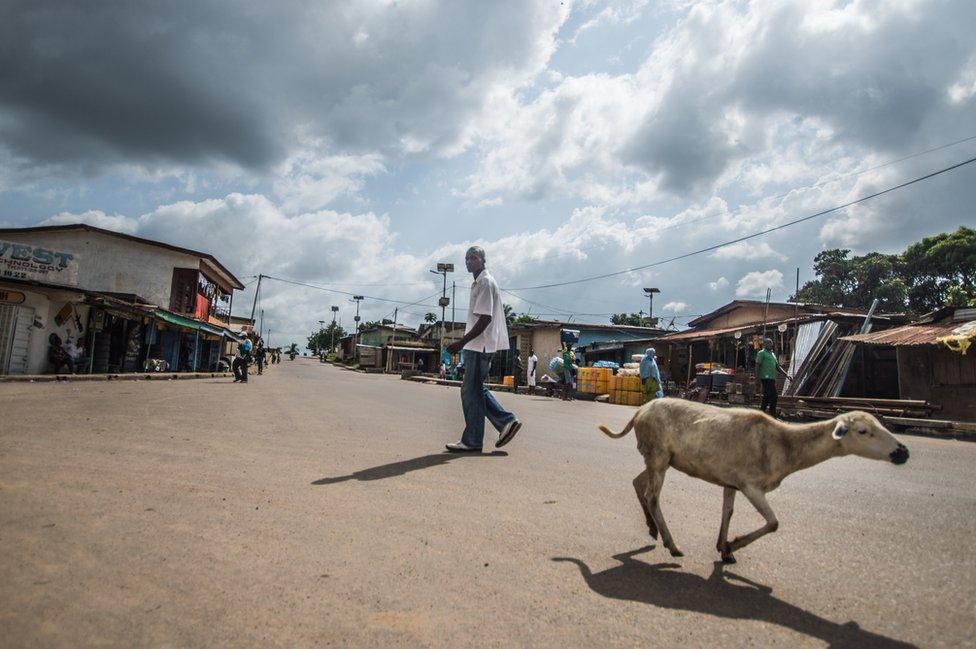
<box><xmin>725</xmin><ymin>486</ymin><xmax>779</xmax><ymax>555</ymax></box>
<box><xmin>642</xmin><ymin>456</ymin><xmax>683</xmax><ymax>557</ymax></box>
<box><xmin>632</xmin><ymin>470</ymin><xmax>658</xmax><ymax>540</ymax></box>
<box><xmin>717</xmin><ymin>486</ymin><xmax>737</xmax><ymax>563</ymax></box>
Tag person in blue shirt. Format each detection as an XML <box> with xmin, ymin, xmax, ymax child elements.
<box><xmin>233</xmin><ymin>337</ymin><xmax>253</xmax><ymax>383</ymax></box>
<box><xmin>639</xmin><ymin>347</ymin><xmax>664</xmax><ymax>404</ymax></box>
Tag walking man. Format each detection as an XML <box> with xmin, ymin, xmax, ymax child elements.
<box><xmin>755</xmin><ymin>337</ymin><xmax>788</xmax><ymax>417</ymax></box>
<box><xmin>233</xmin><ymin>337</ymin><xmax>253</xmax><ymax>383</ymax></box>
<box><xmin>445</xmin><ymin>246</ymin><xmax>522</xmax><ymax>452</ymax></box>
<box><xmin>527</xmin><ymin>348</ymin><xmax>537</xmax><ymax>394</ymax></box>
<box><xmin>255</xmin><ymin>340</ymin><xmax>266</xmax><ymax>375</ymax></box>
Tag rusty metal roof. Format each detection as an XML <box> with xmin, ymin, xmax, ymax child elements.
<box><xmin>840</xmin><ymin>322</ymin><xmax>961</xmax><ymax>346</ymax></box>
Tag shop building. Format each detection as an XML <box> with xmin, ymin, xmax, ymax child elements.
<box><xmin>0</xmin><ymin>224</ymin><xmax>245</xmax><ymax>375</ymax></box>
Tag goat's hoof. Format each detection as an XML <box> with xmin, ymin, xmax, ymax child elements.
<box><xmin>721</xmin><ymin>554</ymin><xmax>737</xmax><ymax>564</ymax></box>
<box><xmin>647</xmin><ymin>527</ymin><xmax>659</xmax><ymax>540</ymax></box>
<box><xmin>669</xmin><ymin>548</ymin><xmax>684</xmax><ymax>558</ymax></box>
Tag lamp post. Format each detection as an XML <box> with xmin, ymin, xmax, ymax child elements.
<box><xmin>430</xmin><ymin>263</ymin><xmax>454</xmax><ymax>358</ymax></box>
<box><xmin>330</xmin><ymin>305</ymin><xmax>339</xmax><ymax>353</ymax></box>
<box><xmin>643</xmin><ymin>287</ymin><xmax>660</xmax><ymax>327</ymax></box>
<box><xmin>352</xmin><ymin>296</ymin><xmax>364</xmax><ymax>361</ymax></box>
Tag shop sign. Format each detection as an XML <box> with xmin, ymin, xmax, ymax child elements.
<box><xmin>0</xmin><ymin>240</ymin><xmax>79</xmax><ymax>286</ymax></box>
<box><xmin>0</xmin><ymin>288</ymin><xmax>26</xmax><ymax>304</ymax></box>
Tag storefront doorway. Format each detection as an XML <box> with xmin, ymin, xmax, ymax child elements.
<box><xmin>0</xmin><ymin>304</ymin><xmax>35</xmax><ymax>374</ymax></box>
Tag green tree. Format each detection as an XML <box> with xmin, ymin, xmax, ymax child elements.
<box><xmin>307</xmin><ymin>322</ymin><xmax>347</xmax><ymax>353</ymax></box>
<box><xmin>424</xmin><ymin>312</ymin><xmax>437</xmax><ymax>323</ymax></box>
<box><xmin>610</xmin><ymin>313</ymin><xmax>645</xmax><ymax>326</ymax></box>
<box><xmin>792</xmin><ymin>249</ymin><xmax>906</xmax><ymax>312</ymax></box>
<box><xmin>902</xmin><ymin>226</ymin><xmax>976</xmax><ymax>312</ymax></box>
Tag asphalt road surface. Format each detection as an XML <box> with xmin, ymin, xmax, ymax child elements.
<box><xmin>1</xmin><ymin>360</ymin><xmax>974</xmax><ymax>648</ymax></box>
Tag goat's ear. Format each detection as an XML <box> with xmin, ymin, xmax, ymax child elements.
<box><xmin>832</xmin><ymin>421</ymin><xmax>848</xmax><ymax>440</ymax></box>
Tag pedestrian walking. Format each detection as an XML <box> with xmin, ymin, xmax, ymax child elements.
<box><xmin>445</xmin><ymin>246</ymin><xmax>522</xmax><ymax>452</ymax></box>
<box><xmin>255</xmin><ymin>340</ymin><xmax>266</xmax><ymax>375</ymax></box>
<box><xmin>233</xmin><ymin>337</ymin><xmax>253</xmax><ymax>383</ymax></box>
<box><xmin>526</xmin><ymin>348</ymin><xmax>537</xmax><ymax>394</ymax></box>
<box><xmin>639</xmin><ymin>347</ymin><xmax>664</xmax><ymax>404</ymax></box>
<box><xmin>755</xmin><ymin>337</ymin><xmax>789</xmax><ymax>417</ymax></box>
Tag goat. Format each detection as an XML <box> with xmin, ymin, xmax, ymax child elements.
<box><xmin>598</xmin><ymin>398</ymin><xmax>909</xmax><ymax>563</ymax></box>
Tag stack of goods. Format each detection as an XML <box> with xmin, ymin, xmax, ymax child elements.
<box><xmin>609</xmin><ymin>374</ymin><xmax>643</xmax><ymax>405</ymax></box>
<box><xmin>592</xmin><ymin>360</ymin><xmax>619</xmax><ymax>369</ymax></box>
<box><xmin>502</xmin><ymin>375</ymin><xmax>515</xmax><ymax>388</ymax></box>
<box><xmin>617</xmin><ymin>362</ymin><xmax>641</xmax><ymax>377</ymax></box>
<box><xmin>577</xmin><ymin>367</ymin><xmax>612</xmax><ymax>394</ymax></box>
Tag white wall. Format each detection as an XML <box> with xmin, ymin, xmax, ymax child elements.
<box><xmin>3</xmin><ymin>286</ymin><xmax>90</xmax><ymax>374</ymax></box>
<box><xmin>2</xmin><ymin>230</ymin><xmax>201</xmax><ymax>308</ymax></box>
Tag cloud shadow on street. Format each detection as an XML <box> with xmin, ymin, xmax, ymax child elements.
<box><xmin>552</xmin><ymin>546</ymin><xmax>917</xmax><ymax>649</ymax></box>
<box><xmin>312</xmin><ymin>451</ymin><xmax>508</xmax><ymax>485</ymax></box>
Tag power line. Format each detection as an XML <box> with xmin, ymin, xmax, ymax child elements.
<box><xmin>627</xmin><ymin>132</ymin><xmax>976</xmax><ymax>240</ymax></box>
<box><xmin>506</xmin><ymin>155</ymin><xmax>976</xmax><ymax>291</ymax></box>
<box><xmin>260</xmin><ymin>274</ymin><xmax>441</xmax><ymax>308</ymax></box>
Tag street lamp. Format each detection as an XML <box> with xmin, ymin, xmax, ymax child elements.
<box><xmin>352</xmin><ymin>296</ymin><xmax>364</xmax><ymax>361</ymax></box>
<box><xmin>430</xmin><ymin>263</ymin><xmax>454</xmax><ymax>358</ymax></box>
<box><xmin>330</xmin><ymin>305</ymin><xmax>339</xmax><ymax>353</ymax></box>
<box><xmin>643</xmin><ymin>287</ymin><xmax>660</xmax><ymax>327</ymax></box>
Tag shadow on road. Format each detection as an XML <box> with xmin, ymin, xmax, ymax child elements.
<box><xmin>552</xmin><ymin>546</ymin><xmax>916</xmax><ymax>649</ymax></box>
<box><xmin>312</xmin><ymin>451</ymin><xmax>509</xmax><ymax>485</ymax></box>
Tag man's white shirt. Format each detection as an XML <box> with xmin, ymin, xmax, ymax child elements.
<box><xmin>463</xmin><ymin>269</ymin><xmax>510</xmax><ymax>353</ymax></box>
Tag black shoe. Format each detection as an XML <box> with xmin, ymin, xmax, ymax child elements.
<box><xmin>496</xmin><ymin>420</ymin><xmax>522</xmax><ymax>448</ymax></box>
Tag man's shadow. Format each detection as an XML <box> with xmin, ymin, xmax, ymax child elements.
<box><xmin>552</xmin><ymin>546</ymin><xmax>916</xmax><ymax>649</ymax></box>
<box><xmin>312</xmin><ymin>451</ymin><xmax>508</xmax><ymax>485</ymax></box>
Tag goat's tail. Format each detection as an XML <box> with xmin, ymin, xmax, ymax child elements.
<box><xmin>598</xmin><ymin>414</ymin><xmax>637</xmax><ymax>439</ymax></box>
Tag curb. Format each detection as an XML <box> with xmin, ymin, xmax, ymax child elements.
<box><xmin>0</xmin><ymin>372</ymin><xmax>234</xmax><ymax>383</ymax></box>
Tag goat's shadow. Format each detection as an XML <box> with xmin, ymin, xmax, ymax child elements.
<box><xmin>312</xmin><ymin>451</ymin><xmax>508</xmax><ymax>485</ymax></box>
<box><xmin>552</xmin><ymin>546</ymin><xmax>916</xmax><ymax>649</ymax></box>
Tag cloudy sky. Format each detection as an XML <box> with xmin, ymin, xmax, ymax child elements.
<box><xmin>2</xmin><ymin>0</ymin><xmax>975</xmax><ymax>346</ymax></box>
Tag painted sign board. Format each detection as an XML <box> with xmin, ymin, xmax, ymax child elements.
<box><xmin>0</xmin><ymin>240</ymin><xmax>79</xmax><ymax>286</ymax></box>
<box><xmin>0</xmin><ymin>288</ymin><xmax>26</xmax><ymax>304</ymax></box>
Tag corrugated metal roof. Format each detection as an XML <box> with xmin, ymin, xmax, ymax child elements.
<box><xmin>840</xmin><ymin>322</ymin><xmax>961</xmax><ymax>346</ymax></box>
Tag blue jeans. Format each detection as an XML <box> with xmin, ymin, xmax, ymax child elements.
<box><xmin>460</xmin><ymin>350</ymin><xmax>517</xmax><ymax>448</ymax></box>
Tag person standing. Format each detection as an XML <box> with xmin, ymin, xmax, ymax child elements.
<box><xmin>255</xmin><ymin>340</ymin><xmax>266</xmax><ymax>375</ymax></box>
<box><xmin>639</xmin><ymin>347</ymin><xmax>664</xmax><ymax>404</ymax></box>
<box><xmin>559</xmin><ymin>343</ymin><xmax>574</xmax><ymax>401</ymax></box>
<box><xmin>755</xmin><ymin>337</ymin><xmax>788</xmax><ymax>417</ymax></box>
<box><xmin>233</xmin><ymin>337</ymin><xmax>253</xmax><ymax>383</ymax></box>
<box><xmin>513</xmin><ymin>353</ymin><xmax>523</xmax><ymax>393</ymax></box>
<box><xmin>445</xmin><ymin>246</ymin><xmax>522</xmax><ymax>452</ymax></box>
<box><xmin>526</xmin><ymin>349</ymin><xmax>538</xmax><ymax>394</ymax></box>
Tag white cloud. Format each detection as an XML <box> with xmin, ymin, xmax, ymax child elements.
<box><xmin>709</xmin><ymin>276</ymin><xmax>729</xmax><ymax>291</ymax></box>
<box><xmin>735</xmin><ymin>270</ymin><xmax>784</xmax><ymax>298</ymax></box>
<box><xmin>662</xmin><ymin>301</ymin><xmax>687</xmax><ymax>313</ymax></box>
<box><xmin>712</xmin><ymin>241</ymin><xmax>787</xmax><ymax>261</ymax></box>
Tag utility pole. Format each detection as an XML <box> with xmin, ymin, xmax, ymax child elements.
<box><xmin>318</xmin><ymin>320</ymin><xmax>325</xmax><ymax>355</ymax></box>
<box><xmin>643</xmin><ymin>287</ymin><xmax>660</xmax><ymax>327</ymax></box>
<box><xmin>330</xmin><ymin>305</ymin><xmax>339</xmax><ymax>353</ymax></box>
<box><xmin>249</xmin><ymin>273</ymin><xmax>262</xmax><ymax>334</ymax></box>
<box><xmin>259</xmin><ymin>309</ymin><xmax>264</xmax><ymax>340</ymax></box>
<box><xmin>352</xmin><ymin>296</ymin><xmax>364</xmax><ymax>361</ymax></box>
<box><xmin>430</xmin><ymin>263</ymin><xmax>454</xmax><ymax>360</ymax></box>
<box><xmin>451</xmin><ymin>281</ymin><xmax>456</xmax><ymax>332</ymax></box>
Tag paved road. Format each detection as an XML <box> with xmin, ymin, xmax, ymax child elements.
<box><xmin>1</xmin><ymin>360</ymin><xmax>973</xmax><ymax>648</ymax></box>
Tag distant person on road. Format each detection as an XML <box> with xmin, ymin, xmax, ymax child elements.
<box><xmin>527</xmin><ymin>348</ymin><xmax>537</xmax><ymax>394</ymax></box>
<box><xmin>559</xmin><ymin>344</ymin><xmax>574</xmax><ymax>401</ymax></box>
<box><xmin>445</xmin><ymin>246</ymin><xmax>522</xmax><ymax>452</ymax></box>
<box><xmin>639</xmin><ymin>347</ymin><xmax>664</xmax><ymax>404</ymax></box>
<box><xmin>233</xmin><ymin>337</ymin><xmax>253</xmax><ymax>383</ymax></box>
<box><xmin>513</xmin><ymin>353</ymin><xmax>523</xmax><ymax>393</ymax></box>
<box><xmin>255</xmin><ymin>340</ymin><xmax>267</xmax><ymax>375</ymax></box>
<box><xmin>756</xmin><ymin>337</ymin><xmax>789</xmax><ymax>418</ymax></box>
